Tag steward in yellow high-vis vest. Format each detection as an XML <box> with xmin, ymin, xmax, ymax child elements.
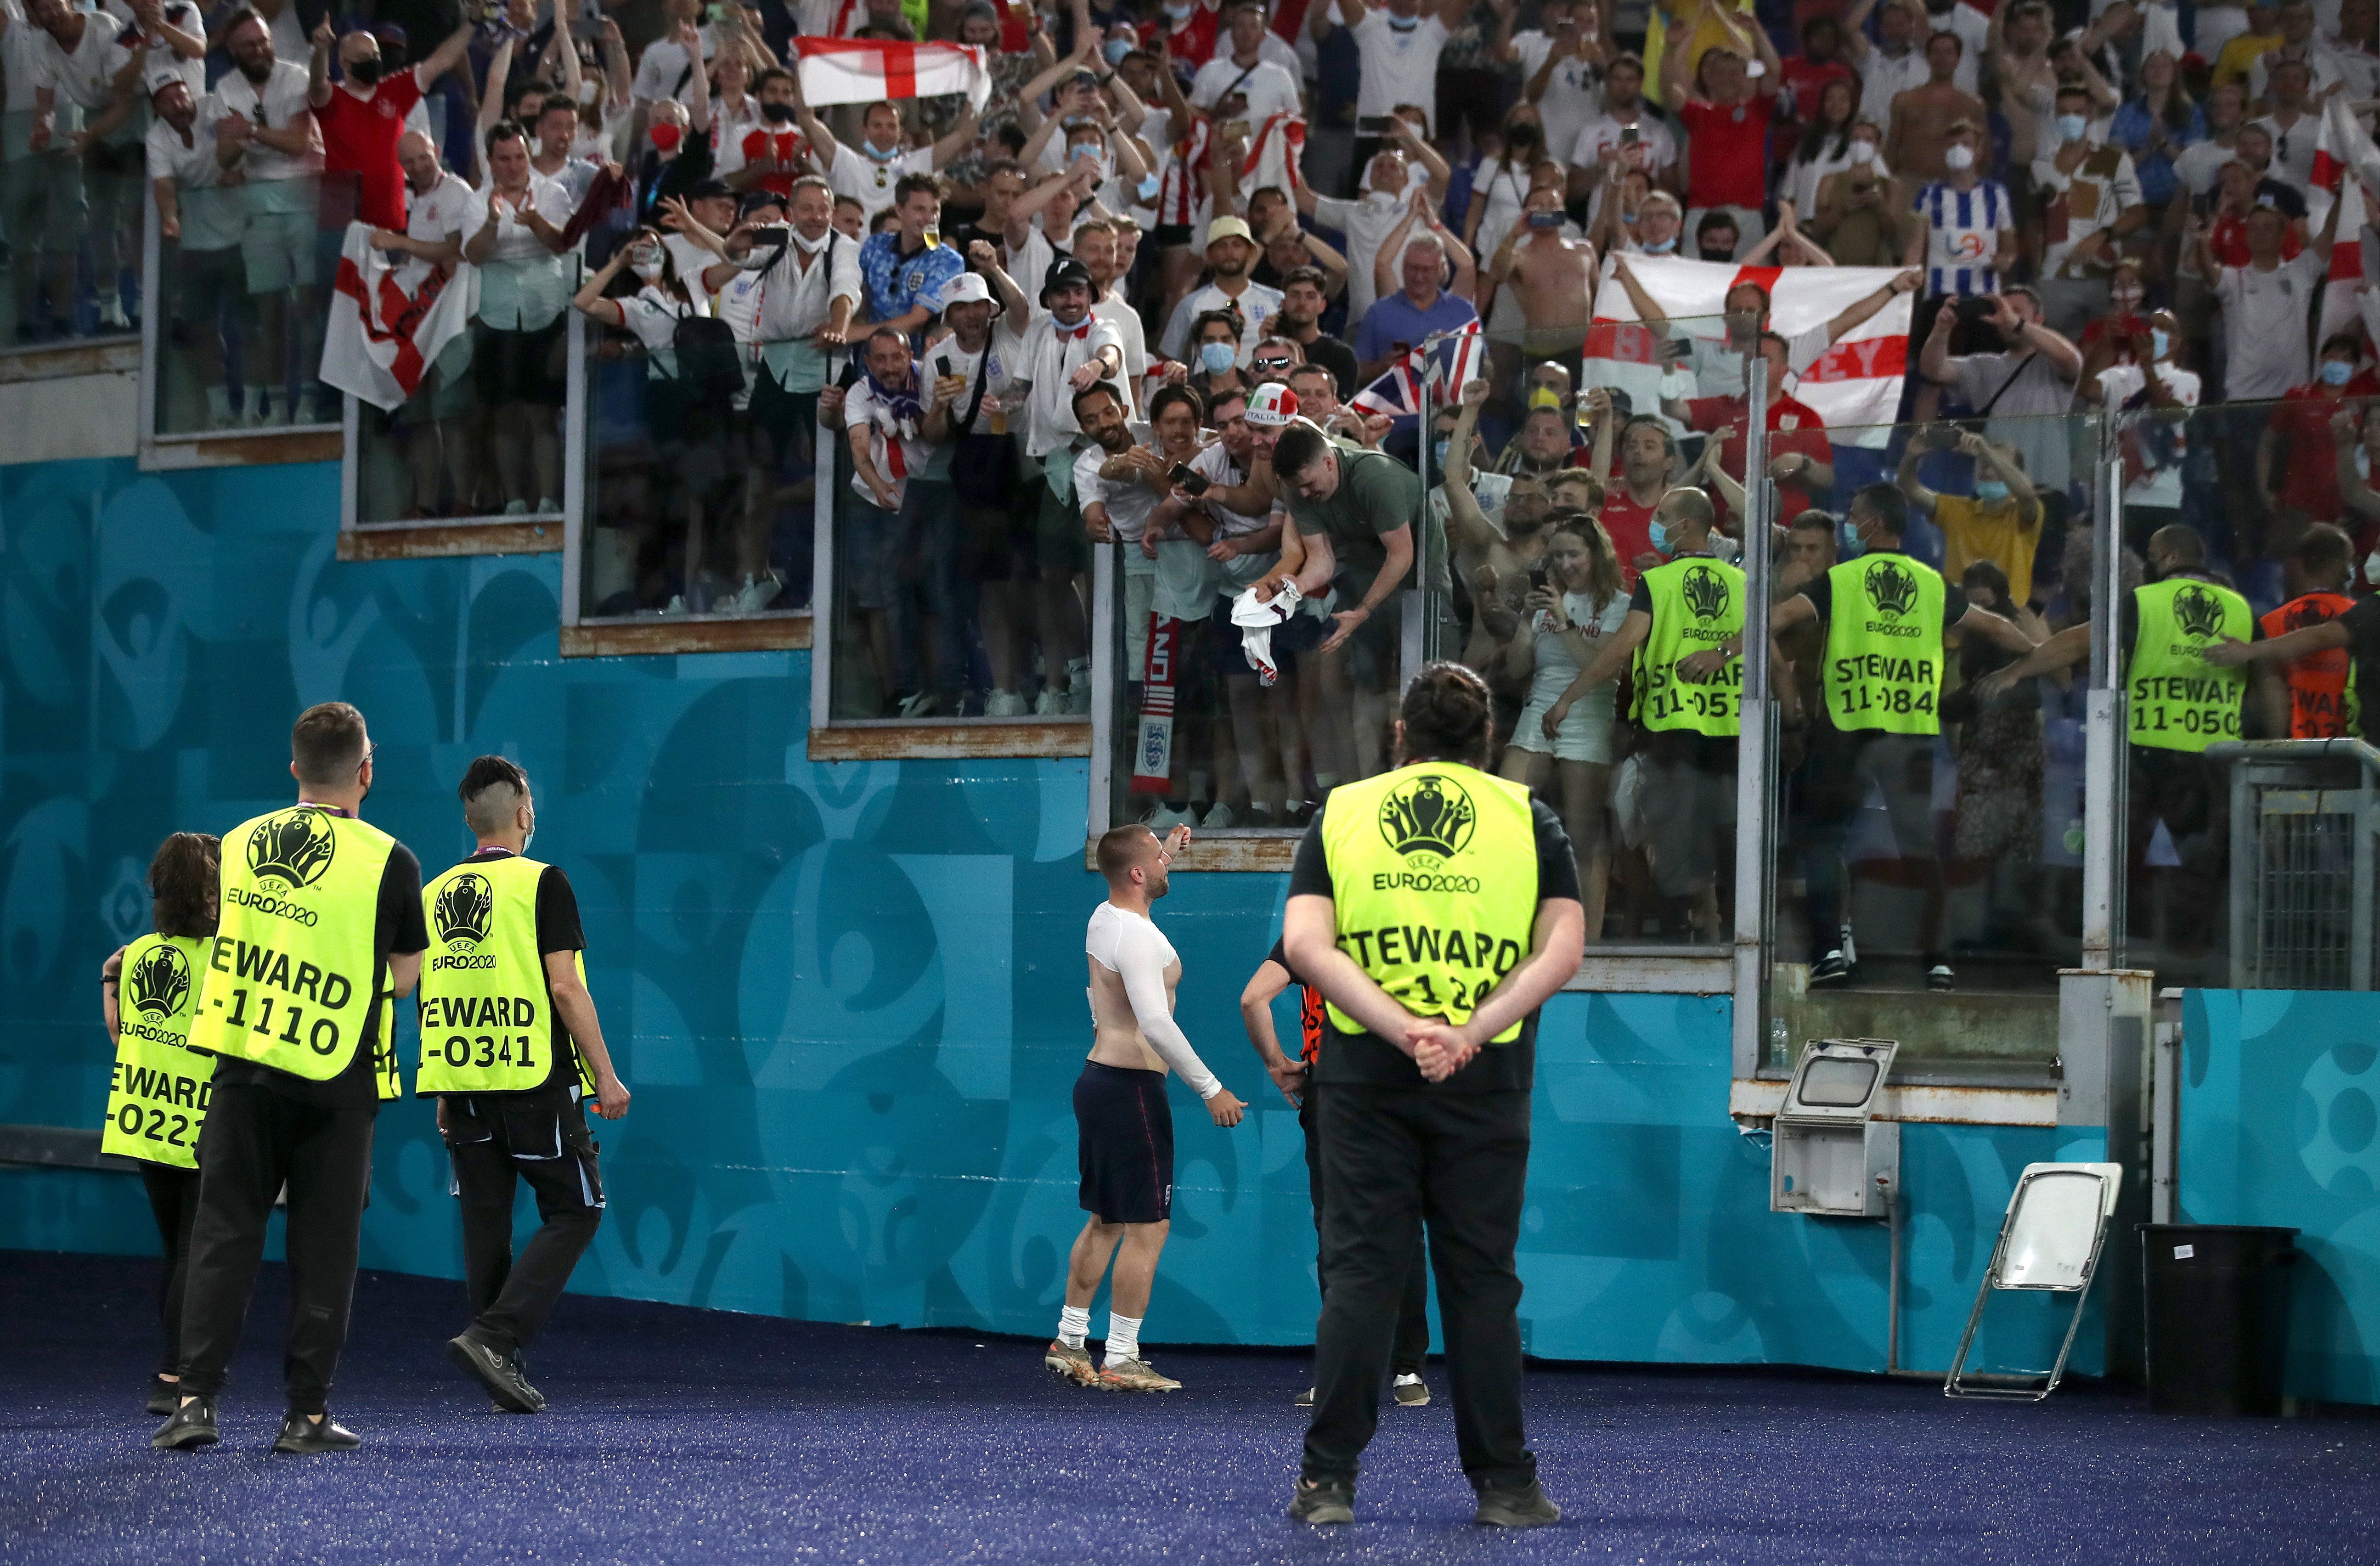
<box><xmin>100</xmin><ymin>832</ymin><xmax>222</xmax><ymax>1417</ymax></box>
<box><xmin>1562</xmin><ymin>489</ymin><xmax>1745</xmax><ymax>942</ymax></box>
<box><xmin>2127</xmin><ymin>575</ymin><xmax>2252</xmax><ymax>753</ymax></box>
<box><xmin>1760</xmin><ymin>483</ymin><xmax>2043</xmax><ymax>991</ymax></box>
<box><xmin>105</xmin><ymin>930</ymin><xmax>214</xmax><ymax>1167</ymax></box>
<box><xmin>1280</xmin><ymin>664</ymin><xmax>1586</xmax><ymax>1528</ymax></box>
<box><xmin>1965</xmin><ymin>525</ymin><xmax>2285</xmax><ymax>971</ymax></box>
<box><xmin>425</xmin><ymin>755</ymin><xmax>628</xmax><ymax>1416</ymax></box>
<box><xmin>156</xmin><ymin>703</ymin><xmax>428</xmax><ymax>1458</ymax></box>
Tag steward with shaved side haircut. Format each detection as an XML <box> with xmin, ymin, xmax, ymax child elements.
<box><xmin>419</xmin><ymin>755</ymin><xmax>629</xmax><ymax>1417</ymax></box>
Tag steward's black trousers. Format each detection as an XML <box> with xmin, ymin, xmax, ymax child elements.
<box><xmin>138</xmin><ymin>1164</ymin><xmax>203</xmax><ymax>1375</ymax></box>
<box><xmin>1300</xmin><ymin>1085</ymin><xmax>1429</xmax><ymax>1374</ymax></box>
<box><xmin>1303</xmin><ymin>1083</ymin><xmax>1534</xmax><ymax>1491</ymax></box>
<box><xmin>444</xmin><ymin>1090</ymin><xmax>605</xmax><ymax>1353</ymax></box>
<box><xmin>175</xmin><ymin>1082</ymin><xmax>376</xmax><ymax>1414</ymax></box>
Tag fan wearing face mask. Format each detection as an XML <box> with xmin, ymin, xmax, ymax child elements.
<box><xmin>2258</xmin><ymin>333</ymin><xmax>2380</xmax><ymax>528</ymax></box>
<box><xmin>1788</xmin><ymin>82</ymin><xmax>1877</xmax><ymax>214</ymax></box>
<box><xmin>1903</xmin><ymin>116</ymin><xmax>2012</xmax><ymax>302</ymax></box>
<box><xmin>1297</xmin><ymin>114</ymin><xmax>1451</xmax><ymax>324</ymax></box>
<box><xmin>306</xmin><ymin>17</ymin><xmax>475</xmax><ymax>232</ymax></box>
<box><xmin>1806</xmin><ymin>123</ymin><xmax>1907</xmax><ymax>268</ymax></box>
<box><xmin>2029</xmin><ymin>81</ymin><xmax>2146</xmax><ymax>338</ymax></box>
<box><xmin>1899</xmin><ymin>425</ymin><xmax>2042</xmax><ymax>608</ymax></box>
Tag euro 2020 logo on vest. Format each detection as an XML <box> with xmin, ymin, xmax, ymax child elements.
<box><xmin>248</xmin><ymin>807</ymin><xmax>337</xmax><ymax>889</ymax></box>
<box><xmin>433</xmin><ymin>873</ymin><xmax>496</xmax><ymax>946</ymax></box>
<box><xmin>126</xmin><ymin>942</ymin><xmax>192</xmax><ymax>1019</ymax></box>
<box><xmin>1864</xmin><ymin>557</ymin><xmax>1918</xmax><ymax>618</ymax></box>
<box><xmin>1682</xmin><ymin>562</ymin><xmax>1728</xmax><ymax>620</ymax></box>
<box><xmin>1379</xmin><ymin>773</ymin><xmax>1477</xmax><ymax>862</ymax></box>
<box><xmin>2173</xmin><ymin>584</ymin><xmax>2226</xmax><ymax>640</ymax></box>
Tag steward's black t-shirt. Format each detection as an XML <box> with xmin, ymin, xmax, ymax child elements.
<box><xmin>213</xmin><ymin>828</ymin><xmax>428</xmax><ymax>1110</ymax></box>
<box><xmin>445</xmin><ymin>847</ymin><xmax>589</xmax><ymax>1097</ymax></box>
<box><xmin>1286</xmin><ymin>793</ymin><xmax>1580</xmax><ymax>1093</ymax></box>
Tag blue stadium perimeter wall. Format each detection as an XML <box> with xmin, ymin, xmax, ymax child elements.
<box><xmin>0</xmin><ymin>455</ymin><xmax>2104</xmax><ymax>1378</ymax></box>
<box><xmin>2182</xmin><ymin>990</ymin><xmax>2380</xmax><ymax>1405</ymax></box>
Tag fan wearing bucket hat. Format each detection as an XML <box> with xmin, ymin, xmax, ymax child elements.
<box><xmin>145</xmin><ymin>74</ymin><xmax>248</xmax><ymax>430</ymax></box>
<box><xmin>1158</xmin><ymin>216</ymin><xmax>1284</xmax><ymax>369</ymax></box>
<box><xmin>974</xmin><ymin>241</ymin><xmax>1127</xmax><ymax>714</ymax></box>
<box><xmin>911</xmin><ymin>269</ymin><xmax>1029</xmax><ymax>714</ymax></box>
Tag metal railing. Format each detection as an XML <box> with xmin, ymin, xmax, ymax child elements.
<box><xmin>2211</xmin><ymin>739</ymin><xmax>2380</xmax><ymax>991</ymax></box>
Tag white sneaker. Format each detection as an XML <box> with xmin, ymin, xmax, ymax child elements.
<box><xmin>661</xmin><ymin>595</ymin><xmax>688</xmax><ymax>617</ymax></box>
<box><xmin>535</xmin><ymin>497</ymin><xmax>561</xmax><ymax>515</ymax></box>
<box><xmin>98</xmin><ymin>298</ymin><xmax>130</xmax><ymax>331</ymax></box>
<box><xmin>1033</xmin><ymin>685</ymin><xmax>1068</xmax><ymax>715</ymax></box>
<box><xmin>984</xmin><ymin>689</ymin><xmax>1029</xmax><ymax>717</ymax></box>
<box><xmin>503</xmin><ymin>498</ymin><xmax>530</xmax><ymax>516</ymax></box>
<box><xmin>1201</xmin><ymin>802</ymin><xmax>1236</xmax><ymax>829</ymax></box>
<box><xmin>727</xmin><ymin>571</ymin><xmax>782</xmax><ymax>616</ymax></box>
<box><xmin>1148</xmin><ymin>804</ymin><xmax>1196</xmax><ymax>832</ymax></box>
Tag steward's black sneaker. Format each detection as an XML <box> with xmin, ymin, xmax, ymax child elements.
<box><xmin>1474</xmin><ymin>1480</ymin><xmax>1561</xmax><ymax>1528</ymax></box>
<box><xmin>272</xmin><ymin>1412</ymin><xmax>361</xmax><ymax>1454</ymax></box>
<box><xmin>1287</xmin><ymin>1477</ymin><xmax>1355</xmax><ymax>1525</ymax></box>
<box><xmin>1925</xmin><ymin>957</ymin><xmax>1955</xmax><ymax>991</ymax></box>
<box><xmin>146</xmin><ymin>1375</ymin><xmax>179</xmax><ymax>1416</ymax></box>
<box><xmin>151</xmin><ymin>1397</ymin><xmax>218</xmax><ymax>1450</ymax></box>
<box><xmin>448</xmin><ymin>1333</ymin><xmax>545</xmax><ymax>1413</ymax></box>
<box><xmin>1809</xmin><ymin>950</ymin><xmax>1857</xmax><ymax>986</ymax></box>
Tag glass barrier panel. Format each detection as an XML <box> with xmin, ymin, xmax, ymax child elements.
<box><xmin>5</xmin><ymin>103</ymin><xmax>142</xmax><ymax>347</ymax></box>
<box><xmin>821</xmin><ymin>361</ymin><xmax>1083</xmax><ymax>722</ymax></box>
<box><xmin>350</xmin><ymin>303</ymin><xmax>566</xmax><ymax>524</ymax></box>
<box><xmin>576</xmin><ymin>305</ymin><xmax>812</xmax><ymax>620</ymax></box>
<box><xmin>1416</xmin><ymin>316</ymin><xmax>1741</xmax><ymax>946</ymax></box>
<box><xmin>1737</xmin><ymin>407</ymin><xmax>2100</xmax><ymax>1071</ymax></box>
<box><xmin>147</xmin><ymin>176</ymin><xmax>342</xmax><ymax>433</ymax></box>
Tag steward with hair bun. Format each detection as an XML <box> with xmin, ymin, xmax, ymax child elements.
<box><xmin>1278</xmin><ymin>660</ymin><xmax>1587</xmax><ymax>1531</ymax></box>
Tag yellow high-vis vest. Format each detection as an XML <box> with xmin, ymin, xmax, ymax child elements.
<box><xmin>1634</xmin><ymin>555</ymin><xmax>1744</xmax><ymax>736</ymax></box>
<box><xmin>102</xmin><ymin>933</ymin><xmax>214</xmax><ymax>1167</ymax></box>
<box><xmin>186</xmin><ymin>806</ymin><xmax>395</xmax><ymax>1081</ymax></box>
<box><xmin>416</xmin><ymin>853</ymin><xmax>580</xmax><ymax>1094</ymax></box>
<box><xmin>1318</xmin><ymin>764</ymin><xmax>1539</xmax><ymax>1043</ymax></box>
<box><xmin>1821</xmin><ymin>552</ymin><xmax>1948</xmax><ymax>735</ymax></box>
<box><xmin>2128</xmin><ymin>577</ymin><xmax>2252</xmax><ymax>753</ymax></box>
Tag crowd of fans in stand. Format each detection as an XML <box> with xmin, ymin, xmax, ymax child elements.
<box><xmin>57</xmin><ymin>0</ymin><xmax>2380</xmax><ymax>961</ymax></box>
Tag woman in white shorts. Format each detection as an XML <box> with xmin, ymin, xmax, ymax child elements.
<box><xmin>1498</xmin><ymin>516</ymin><xmax>1627</xmax><ymax>941</ymax></box>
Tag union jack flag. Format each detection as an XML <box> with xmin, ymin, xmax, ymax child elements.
<box><xmin>1349</xmin><ymin>320</ymin><xmax>1484</xmax><ymax>420</ymax></box>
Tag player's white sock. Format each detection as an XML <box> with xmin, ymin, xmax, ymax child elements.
<box><xmin>1058</xmin><ymin>1305</ymin><xmax>1090</xmax><ymax>1351</ymax></box>
<box><xmin>1105</xmin><ymin>1312</ymin><xmax>1143</xmax><ymax>1368</ymax></box>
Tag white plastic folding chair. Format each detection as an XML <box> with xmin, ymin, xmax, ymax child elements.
<box><xmin>1944</xmin><ymin>1162</ymin><xmax>2124</xmax><ymax>1401</ymax></box>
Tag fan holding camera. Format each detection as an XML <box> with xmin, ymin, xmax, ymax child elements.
<box><xmin>1915</xmin><ymin>285</ymin><xmax>2082</xmax><ymax>513</ymax></box>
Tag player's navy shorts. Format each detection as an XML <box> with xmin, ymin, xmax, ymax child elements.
<box><xmin>1074</xmin><ymin>1060</ymin><xmax>1173</xmax><ymax>1224</ymax></box>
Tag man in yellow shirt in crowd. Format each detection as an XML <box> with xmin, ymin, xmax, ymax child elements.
<box><xmin>1898</xmin><ymin>424</ymin><xmax>2042</xmax><ymax>607</ymax></box>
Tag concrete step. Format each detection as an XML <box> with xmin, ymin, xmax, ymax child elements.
<box><xmin>1777</xmin><ymin>986</ymin><xmax>2059</xmax><ymax>1065</ymax></box>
